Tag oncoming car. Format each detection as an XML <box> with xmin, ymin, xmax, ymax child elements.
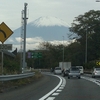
<box><xmin>54</xmin><ymin>67</ymin><xmax>62</xmax><ymax>75</ymax></box>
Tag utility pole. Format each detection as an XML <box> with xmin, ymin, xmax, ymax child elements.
<box><xmin>22</xmin><ymin>3</ymin><xmax>28</xmax><ymax>73</ymax></box>
<box><xmin>62</xmin><ymin>36</ymin><xmax>64</xmax><ymax>69</ymax></box>
<box><xmin>63</xmin><ymin>36</ymin><xmax>64</xmax><ymax>63</ymax></box>
<box><xmin>85</xmin><ymin>31</ymin><xmax>87</xmax><ymax>63</ymax></box>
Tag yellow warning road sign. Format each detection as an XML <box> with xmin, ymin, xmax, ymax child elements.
<box><xmin>0</xmin><ymin>22</ymin><xmax>13</xmax><ymax>43</ymax></box>
<box><xmin>96</xmin><ymin>61</ymin><xmax>100</xmax><ymax>66</ymax></box>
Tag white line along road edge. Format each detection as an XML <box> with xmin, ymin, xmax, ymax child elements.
<box><xmin>82</xmin><ymin>76</ymin><xmax>100</xmax><ymax>86</ymax></box>
<box><xmin>39</xmin><ymin>74</ymin><xmax>66</xmax><ymax>100</ymax></box>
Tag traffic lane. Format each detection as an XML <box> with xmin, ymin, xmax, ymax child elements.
<box><xmin>0</xmin><ymin>75</ymin><xmax>60</xmax><ymax>100</ymax></box>
<box><xmin>55</xmin><ymin>77</ymin><xmax>100</xmax><ymax>100</ymax></box>
<box><xmin>83</xmin><ymin>74</ymin><xmax>100</xmax><ymax>80</ymax></box>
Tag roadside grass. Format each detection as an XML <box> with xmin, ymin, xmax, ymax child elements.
<box><xmin>0</xmin><ymin>71</ymin><xmax>43</xmax><ymax>93</ymax></box>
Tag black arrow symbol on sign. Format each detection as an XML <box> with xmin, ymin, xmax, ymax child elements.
<box><xmin>0</xmin><ymin>29</ymin><xmax>6</xmax><ymax>38</ymax></box>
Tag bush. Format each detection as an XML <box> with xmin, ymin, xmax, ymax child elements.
<box><xmin>3</xmin><ymin>59</ymin><xmax>20</xmax><ymax>74</ymax></box>
<box><xmin>84</xmin><ymin>61</ymin><xmax>95</xmax><ymax>69</ymax></box>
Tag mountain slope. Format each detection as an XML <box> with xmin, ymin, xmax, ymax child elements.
<box><xmin>12</xmin><ymin>16</ymin><xmax>71</xmax><ymax>40</ymax></box>
<box><xmin>6</xmin><ymin>16</ymin><xmax>74</xmax><ymax>50</ymax></box>
<box><xmin>30</xmin><ymin>16</ymin><xmax>69</xmax><ymax>27</ymax></box>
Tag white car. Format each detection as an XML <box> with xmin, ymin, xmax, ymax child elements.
<box><xmin>76</xmin><ymin>66</ymin><xmax>84</xmax><ymax>74</ymax></box>
<box><xmin>92</xmin><ymin>67</ymin><xmax>100</xmax><ymax>78</ymax></box>
<box><xmin>68</xmin><ymin>67</ymin><xmax>81</xmax><ymax>79</ymax></box>
<box><xmin>54</xmin><ymin>67</ymin><xmax>62</xmax><ymax>74</ymax></box>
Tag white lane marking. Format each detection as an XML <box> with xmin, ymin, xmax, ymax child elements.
<box><xmin>61</xmin><ymin>84</ymin><xmax>65</xmax><ymax>87</ymax></box>
<box><xmin>46</xmin><ymin>97</ymin><xmax>55</xmax><ymax>100</ymax></box>
<box><xmin>82</xmin><ymin>76</ymin><xmax>100</xmax><ymax>86</ymax></box>
<box><xmin>39</xmin><ymin>75</ymin><xmax>63</xmax><ymax>100</ymax></box>
<box><xmin>52</xmin><ymin>93</ymin><xmax>59</xmax><ymax>96</ymax></box>
<box><xmin>59</xmin><ymin>87</ymin><xmax>64</xmax><ymax>89</ymax></box>
<box><xmin>56</xmin><ymin>90</ymin><xmax>62</xmax><ymax>92</ymax></box>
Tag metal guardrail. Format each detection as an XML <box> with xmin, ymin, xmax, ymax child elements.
<box><xmin>0</xmin><ymin>72</ymin><xmax>35</xmax><ymax>81</ymax></box>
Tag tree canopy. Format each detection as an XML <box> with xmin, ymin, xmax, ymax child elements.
<box><xmin>70</xmin><ymin>10</ymin><xmax>100</xmax><ymax>62</ymax></box>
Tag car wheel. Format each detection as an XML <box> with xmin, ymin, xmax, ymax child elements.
<box><xmin>62</xmin><ymin>72</ymin><xmax>65</xmax><ymax>77</ymax></box>
<box><xmin>78</xmin><ymin>76</ymin><xmax>80</xmax><ymax>79</ymax></box>
<box><xmin>68</xmin><ymin>76</ymin><xmax>70</xmax><ymax>79</ymax></box>
<box><xmin>92</xmin><ymin>76</ymin><xmax>95</xmax><ymax>78</ymax></box>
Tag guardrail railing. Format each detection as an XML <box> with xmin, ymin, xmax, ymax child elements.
<box><xmin>0</xmin><ymin>72</ymin><xmax>35</xmax><ymax>81</ymax></box>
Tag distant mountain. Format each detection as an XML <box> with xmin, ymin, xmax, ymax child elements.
<box><xmin>6</xmin><ymin>16</ymin><xmax>76</xmax><ymax>50</ymax></box>
<box><xmin>12</xmin><ymin>16</ymin><xmax>71</xmax><ymax>40</ymax></box>
<box><xmin>31</xmin><ymin>16</ymin><xmax>69</xmax><ymax>27</ymax></box>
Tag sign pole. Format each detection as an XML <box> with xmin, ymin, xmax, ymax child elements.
<box><xmin>22</xmin><ymin>3</ymin><xmax>28</xmax><ymax>73</ymax></box>
<box><xmin>1</xmin><ymin>43</ymin><xmax>4</xmax><ymax>75</ymax></box>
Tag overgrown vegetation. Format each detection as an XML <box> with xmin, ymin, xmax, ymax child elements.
<box><xmin>0</xmin><ymin>71</ymin><xmax>42</xmax><ymax>93</ymax></box>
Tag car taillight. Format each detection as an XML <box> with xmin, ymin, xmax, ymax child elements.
<box><xmin>94</xmin><ymin>71</ymin><xmax>97</xmax><ymax>74</ymax></box>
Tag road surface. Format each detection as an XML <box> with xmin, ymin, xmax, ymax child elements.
<box><xmin>0</xmin><ymin>73</ymin><xmax>100</xmax><ymax>100</ymax></box>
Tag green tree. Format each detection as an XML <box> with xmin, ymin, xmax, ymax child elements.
<box><xmin>70</xmin><ymin>10</ymin><xmax>100</xmax><ymax>62</ymax></box>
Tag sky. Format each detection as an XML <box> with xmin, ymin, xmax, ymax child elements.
<box><xmin>0</xmin><ymin>0</ymin><xmax>99</xmax><ymax>30</ymax></box>
<box><xmin>0</xmin><ymin>0</ymin><xmax>100</xmax><ymax>51</ymax></box>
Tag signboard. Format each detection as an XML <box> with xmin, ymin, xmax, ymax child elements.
<box><xmin>28</xmin><ymin>52</ymin><xmax>42</xmax><ymax>58</ymax></box>
<box><xmin>96</xmin><ymin>61</ymin><xmax>100</xmax><ymax>66</ymax></box>
<box><xmin>0</xmin><ymin>22</ymin><xmax>13</xmax><ymax>43</ymax></box>
<box><xmin>0</xmin><ymin>44</ymin><xmax>12</xmax><ymax>50</ymax></box>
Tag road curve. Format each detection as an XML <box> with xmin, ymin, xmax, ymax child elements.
<box><xmin>39</xmin><ymin>73</ymin><xmax>66</xmax><ymax>100</ymax></box>
<box><xmin>55</xmin><ymin>76</ymin><xmax>100</xmax><ymax>100</ymax></box>
<box><xmin>0</xmin><ymin>74</ymin><xmax>61</xmax><ymax>100</ymax></box>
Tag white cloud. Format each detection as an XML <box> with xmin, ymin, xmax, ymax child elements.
<box><xmin>26</xmin><ymin>42</ymin><xmax>40</xmax><ymax>51</ymax></box>
<box><xmin>49</xmin><ymin>39</ymin><xmax>76</xmax><ymax>46</ymax></box>
<box><xmin>6</xmin><ymin>37</ymin><xmax>44</xmax><ymax>51</ymax></box>
<box><xmin>15</xmin><ymin>37</ymin><xmax>21</xmax><ymax>43</ymax></box>
<box><xmin>4</xmin><ymin>36</ymin><xmax>76</xmax><ymax>51</ymax></box>
<box><xmin>26</xmin><ymin>37</ymin><xmax>44</xmax><ymax>43</ymax></box>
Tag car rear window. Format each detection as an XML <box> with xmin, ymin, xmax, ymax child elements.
<box><xmin>55</xmin><ymin>67</ymin><xmax>61</xmax><ymax>70</ymax></box>
<box><xmin>95</xmin><ymin>68</ymin><xmax>100</xmax><ymax>70</ymax></box>
<box><xmin>76</xmin><ymin>66</ymin><xmax>83</xmax><ymax>69</ymax></box>
<box><xmin>70</xmin><ymin>68</ymin><xmax>79</xmax><ymax>71</ymax></box>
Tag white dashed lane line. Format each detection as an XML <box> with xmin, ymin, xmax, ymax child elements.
<box><xmin>56</xmin><ymin>90</ymin><xmax>62</xmax><ymax>92</ymax></box>
<box><xmin>39</xmin><ymin>74</ymin><xmax>66</xmax><ymax>100</ymax></box>
<box><xmin>48</xmin><ymin>76</ymin><xmax>66</xmax><ymax>100</ymax></box>
<box><xmin>46</xmin><ymin>97</ymin><xmax>55</xmax><ymax>100</ymax></box>
<box><xmin>52</xmin><ymin>93</ymin><xmax>59</xmax><ymax>96</ymax></box>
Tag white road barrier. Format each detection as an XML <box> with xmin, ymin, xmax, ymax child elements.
<box><xmin>0</xmin><ymin>72</ymin><xmax>35</xmax><ymax>81</ymax></box>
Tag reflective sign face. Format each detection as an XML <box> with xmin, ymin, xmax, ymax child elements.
<box><xmin>96</xmin><ymin>61</ymin><xmax>100</xmax><ymax>66</ymax></box>
<box><xmin>0</xmin><ymin>22</ymin><xmax>13</xmax><ymax>43</ymax></box>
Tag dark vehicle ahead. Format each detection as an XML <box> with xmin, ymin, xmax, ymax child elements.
<box><xmin>68</xmin><ymin>67</ymin><xmax>81</xmax><ymax>79</ymax></box>
<box><xmin>62</xmin><ymin>69</ymin><xmax>69</xmax><ymax>77</ymax></box>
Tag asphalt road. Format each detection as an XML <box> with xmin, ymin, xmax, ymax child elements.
<box><xmin>0</xmin><ymin>74</ymin><xmax>59</xmax><ymax>100</ymax></box>
<box><xmin>1</xmin><ymin>73</ymin><xmax>100</xmax><ymax>100</ymax></box>
<box><xmin>54</xmin><ymin>76</ymin><xmax>100</xmax><ymax>100</ymax></box>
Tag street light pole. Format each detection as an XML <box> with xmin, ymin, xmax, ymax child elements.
<box><xmin>85</xmin><ymin>30</ymin><xmax>87</xmax><ymax>63</ymax></box>
<box><xmin>63</xmin><ymin>36</ymin><xmax>64</xmax><ymax>63</ymax></box>
<box><xmin>22</xmin><ymin>3</ymin><xmax>28</xmax><ymax>73</ymax></box>
<box><xmin>62</xmin><ymin>36</ymin><xmax>64</xmax><ymax>69</ymax></box>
